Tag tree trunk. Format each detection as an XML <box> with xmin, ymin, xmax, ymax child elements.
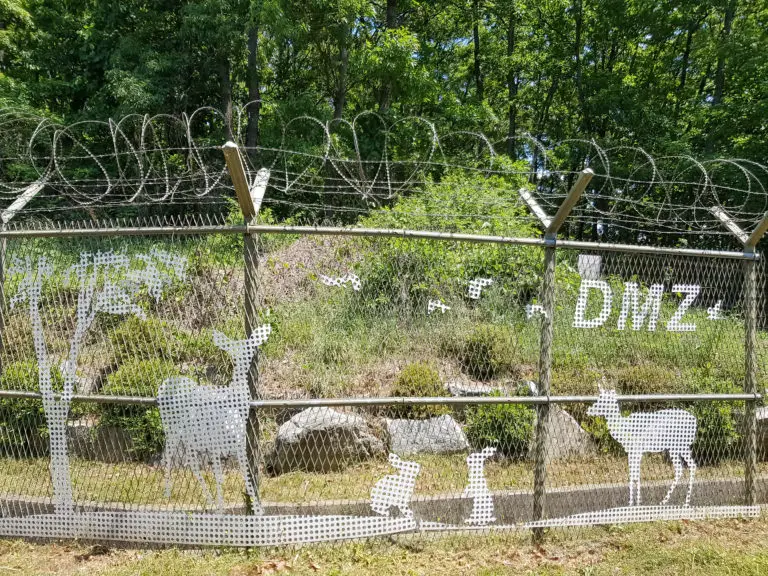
<box><xmin>573</xmin><ymin>0</ymin><xmax>586</xmax><ymax>131</ymax></box>
<box><xmin>506</xmin><ymin>7</ymin><xmax>517</xmax><ymax>157</ymax></box>
<box><xmin>45</xmin><ymin>401</ymin><xmax>74</xmax><ymax>513</ymax></box>
<box><xmin>713</xmin><ymin>0</ymin><xmax>736</xmax><ymax>106</ymax></box>
<box><xmin>334</xmin><ymin>30</ymin><xmax>349</xmax><ymax>120</ymax></box>
<box><xmin>472</xmin><ymin>0</ymin><xmax>484</xmax><ymax>102</ymax></box>
<box><xmin>29</xmin><ymin>286</ymin><xmax>74</xmax><ymax>513</ymax></box>
<box><xmin>675</xmin><ymin>20</ymin><xmax>696</xmax><ymax>119</ymax></box>
<box><xmin>246</xmin><ymin>22</ymin><xmax>261</xmax><ymax>154</ymax></box>
<box><xmin>378</xmin><ymin>0</ymin><xmax>397</xmax><ymax>112</ymax></box>
<box><xmin>219</xmin><ymin>58</ymin><xmax>234</xmax><ymax>141</ymax></box>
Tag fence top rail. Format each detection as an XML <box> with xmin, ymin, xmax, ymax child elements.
<box><xmin>0</xmin><ymin>222</ymin><xmax>758</xmax><ymax>259</ymax></box>
<box><xmin>0</xmin><ymin>390</ymin><xmax>759</xmax><ymax>406</ymax></box>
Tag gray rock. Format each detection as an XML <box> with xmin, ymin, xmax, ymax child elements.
<box><xmin>756</xmin><ymin>406</ymin><xmax>768</xmax><ymax>460</ymax></box>
<box><xmin>387</xmin><ymin>415</ymin><xmax>470</xmax><ymax>455</ymax></box>
<box><xmin>266</xmin><ymin>407</ymin><xmax>385</xmax><ymax>475</ymax></box>
<box><xmin>68</xmin><ymin>416</ymin><xmax>136</xmax><ymax>463</ymax></box>
<box><xmin>447</xmin><ymin>381</ymin><xmax>498</xmax><ymax>397</ymax></box>
<box><xmin>529</xmin><ymin>405</ymin><xmax>597</xmax><ymax>461</ymax></box>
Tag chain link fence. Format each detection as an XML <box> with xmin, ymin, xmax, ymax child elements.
<box><xmin>0</xmin><ymin>220</ymin><xmax>764</xmax><ymax>546</ymax></box>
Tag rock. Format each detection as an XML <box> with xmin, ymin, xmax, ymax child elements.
<box><xmin>756</xmin><ymin>406</ymin><xmax>768</xmax><ymax>460</ymax></box>
<box><xmin>529</xmin><ymin>405</ymin><xmax>597</xmax><ymax>461</ymax></box>
<box><xmin>387</xmin><ymin>415</ymin><xmax>470</xmax><ymax>455</ymax></box>
<box><xmin>266</xmin><ymin>407</ymin><xmax>385</xmax><ymax>475</ymax></box>
<box><xmin>68</xmin><ymin>416</ymin><xmax>136</xmax><ymax>463</ymax></box>
<box><xmin>447</xmin><ymin>381</ymin><xmax>498</xmax><ymax>397</ymax></box>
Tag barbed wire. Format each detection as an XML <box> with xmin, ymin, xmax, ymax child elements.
<box><xmin>1</xmin><ymin>103</ymin><xmax>767</xmax><ymax>242</ymax></box>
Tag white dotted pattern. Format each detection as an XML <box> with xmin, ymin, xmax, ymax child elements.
<box><xmin>427</xmin><ymin>299</ymin><xmax>450</xmax><ymax>314</ymax></box>
<box><xmin>158</xmin><ymin>326</ymin><xmax>271</xmax><ymax>514</ymax></box>
<box><xmin>319</xmin><ymin>273</ymin><xmax>361</xmax><ymax>291</ymax></box>
<box><xmin>587</xmin><ymin>386</ymin><xmax>697</xmax><ymax>507</ymax></box>
<box><xmin>707</xmin><ymin>300</ymin><xmax>723</xmax><ymax>320</ymax></box>
<box><xmin>525</xmin><ymin>303</ymin><xmax>547</xmax><ymax>320</ymax></box>
<box><xmin>464</xmin><ymin>447</ymin><xmax>496</xmax><ymax>525</ymax></box>
<box><xmin>8</xmin><ymin>251</ymin><xmax>186</xmax><ymax>513</ymax></box>
<box><xmin>666</xmin><ymin>284</ymin><xmax>700</xmax><ymax>332</ymax></box>
<box><xmin>370</xmin><ymin>454</ymin><xmax>421</xmax><ymax>518</ymax></box>
<box><xmin>617</xmin><ymin>282</ymin><xmax>664</xmax><ymax>331</ymax></box>
<box><xmin>573</xmin><ymin>280</ymin><xmax>613</xmax><ymax>328</ymax></box>
<box><xmin>467</xmin><ymin>278</ymin><xmax>493</xmax><ymax>299</ymax></box>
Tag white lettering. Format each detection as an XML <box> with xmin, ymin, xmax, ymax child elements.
<box><xmin>666</xmin><ymin>284</ymin><xmax>700</xmax><ymax>332</ymax></box>
<box><xmin>573</xmin><ymin>280</ymin><xmax>613</xmax><ymax>328</ymax></box>
<box><xmin>617</xmin><ymin>283</ymin><xmax>664</xmax><ymax>331</ymax></box>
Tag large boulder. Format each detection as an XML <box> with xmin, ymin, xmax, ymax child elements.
<box><xmin>387</xmin><ymin>414</ymin><xmax>470</xmax><ymax>455</ymax></box>
<box><xmin>266</xmin><ymin>407</ymin><xmax>386</xmax><ymax>475</ymax></box>
<box><xmin>524</xmin><ymin>381</ymin><xmax>596</xmax><ymax>461</ymax></box>
<box><xmin>529</xmin><ymin>405</ymin><xmax>597</xmax><ymax>461</ymax></box>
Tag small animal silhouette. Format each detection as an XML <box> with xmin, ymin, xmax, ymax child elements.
<box><xmin>370</xmin><ymin>453</ymin><xmax>421</xmax><ymax>518</ymax></box>
<box><xmin>587</xmin><ymin>385</ymin><xmax>697</xmax><ymax>507</ymax></box>
<box><xmin>464</xmin><ymin>447</ymin><xmax>496</xmax><ymax>525</ymax></box>
<box><xmin>158</xmin><ymin>327</ymin><xmax>270</xmax><ymax>514</ymax></box>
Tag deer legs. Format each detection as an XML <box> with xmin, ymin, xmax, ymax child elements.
<box><xmin>661</xmin><ymin>454</ymin><xmax>683</xmax><ymax>505</ymax></box>
<box><xmin>187</xmin><ymin>450</ymin><xmax>216</xmax><ymax>510</ymax></box>
<box><xmin>660</xmin><ymin>449</ymin><xmax>696</xmax><ymax>506</ymax></box>
<box><xmin>629</xmin><ymin>449</ymin><xmax>697</xmax><ymax>508</ymax></box>
<box><xmin>211</xmin><ymin>456</ymin><xmax>226</xmax><ymax>512</ymax></box>
<box><xmin>628</xmin><ymin>452</ymin><xmax>642</xmax><ymax>507</ymax></box>
<box><xmin>683</xmin><ymin>450</ymin><xmax>696</xmax><ymax>507</ymax></box>
<box><xmin>237</xmin><ymin>448</ymin><xmax>263</xmax><ymax>515</ymax></box>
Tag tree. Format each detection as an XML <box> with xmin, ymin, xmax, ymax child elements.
<box><xmin>9</xmin><ymin>250</ymin><xmax>186</xmax><ymax>512</ymax></box>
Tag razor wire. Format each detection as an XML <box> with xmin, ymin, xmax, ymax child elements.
<box><xmin>1</xmin><ymin>105</ymin><xmax>768</xmax><ymax>242</ymax></box>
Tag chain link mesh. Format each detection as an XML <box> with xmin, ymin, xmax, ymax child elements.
<box><xmin>0</xmin><ymin>226</ymin><xmax>763</xmax><ymax>546</ymax></box>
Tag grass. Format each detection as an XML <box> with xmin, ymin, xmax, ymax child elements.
<box><xmin>0</xmin><ymin>516</ymin><xmax>767</xmax><ymax>574</ymax></box>
<box><xmin>0</xmin><ymin>454</ymin><xmax>756</xmax><ymax>508</ymax></box>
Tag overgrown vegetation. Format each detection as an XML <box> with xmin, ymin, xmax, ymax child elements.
<box><xmin>389</xmin><ymin>363</ymin><xmax>449</xmax><ymax>419</ymax></box>
<box><xmin>465</xmin><ymin>392</ymin><xmax>535</xmax><ymax>459</ymax></box>
<box><xmin>99</xmin><ymin>359</ymin><xmax>177</xmax><ymax>461</ymax></box>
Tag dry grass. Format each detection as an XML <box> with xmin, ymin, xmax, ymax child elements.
<box><xmin>0</xmin><ymin>516</ymin><xmax>767</xmax><ymax>575</ymax></box>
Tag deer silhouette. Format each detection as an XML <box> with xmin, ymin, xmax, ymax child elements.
<box><xmin>587</xmin><ymin>386</ymin><xmax>697</xmax><ymax>507</ymax></box>
<box><xmin>158</xmin><ymin>326</ymin><xmax>271</xmax><ymax>514</ymax></box>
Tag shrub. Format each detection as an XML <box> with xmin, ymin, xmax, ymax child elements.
<box><xmin>685</xmin><ymin>372</ymin><xmax>741</xmax><ymax>464</ymax></box>
<box><xmin>99</xmin><ymin>359</ymin><xmax>177</xmax><ymax>460</ymax></box>
<box><xmin>452</xmin><ymin>324</ymin><xmax>517</xmax><ymax>381</ymax></box>
<box><xmin>109</xmin><ymin>317</ymin><xmax>184</xmax><ymax>364</ymax></box>
<box><xmin>0</xmin><ymin>361</ymin><xmax>66</xmax><ymax>456</ymax></box>
<box><xmin>465</xmin><ymin>392</ymin><xmax>535</xmax><ymax>459</ymax></box>
<box><xmin>355</xmin><ymin>170</ymin><xmax>542</xmax><ymax>310</ymax></box>
<box><xmin>389</xmin><ymin>363</ymin><xmax>449</xmax><ymax>419</ymax></box>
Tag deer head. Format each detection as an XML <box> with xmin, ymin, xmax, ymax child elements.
<box><xmin>212</xmin><ymin>326</ymin><xmax>271</xmax><ymax>384</ymax></box>
<box><xmin>587</xmin><ymin>385</ymin><xmax>620</xmax><ymax>417</ymax></box>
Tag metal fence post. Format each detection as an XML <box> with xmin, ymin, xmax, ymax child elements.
<box><xmin>223</xmin><ymin>142</ymin><xmax>270</xmax><ymax>514</ymax></box>
<box><xmin>742</xmin><ymin>217</ymin><xmax>768</xmax><ymax>505</ymax></box>
<box><xmin>531</xmin><ymin>168</ymin><xmax>593</xmax><ymax>545</ymax></box>
<box><xmin>532</xmin><ymin>243</ymin><xmax>555</xmax><ymax>545</ymax></box>
<box><xmin>743</xmin><ymin>256</ymin><xmax>758</xmax><ymax>505</ymax></box>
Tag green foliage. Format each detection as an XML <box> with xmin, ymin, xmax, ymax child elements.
<box><xmin>356</xmin><ymin>171</ymin><xmax>541</xmax><ymax>310</ymax></box>
<box><xmin>389</xmin><ymin>363</ymin><xmax>448</xmax><ymax>419</ymax></box>
<box><xmin>109</xmin><ymin>317</ymin><xmax>184</xmax><ymax>365</ymax></box>
<box><xmin>464</xmin><ymin>392</ymin><xmax>535</xmax><ymax>459</ymax></box>
<box><xmin>99</xmin><ymin>359</ymin><xmax>177</xmax><ymax>461</ymax></box>
<box><xmin>0</xmin><ymin>361</ymin><xmax>63</xmax><ymax>456</ymax></box>
<box><xmin>685</xmin><ymin>372</ymin><xmax>742</xmax><ymax>465</ymax></box>
<box><xmin>448</xmin><ymin>324</ymin><xmax>518</xmax><ymax>381</ymax></box>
